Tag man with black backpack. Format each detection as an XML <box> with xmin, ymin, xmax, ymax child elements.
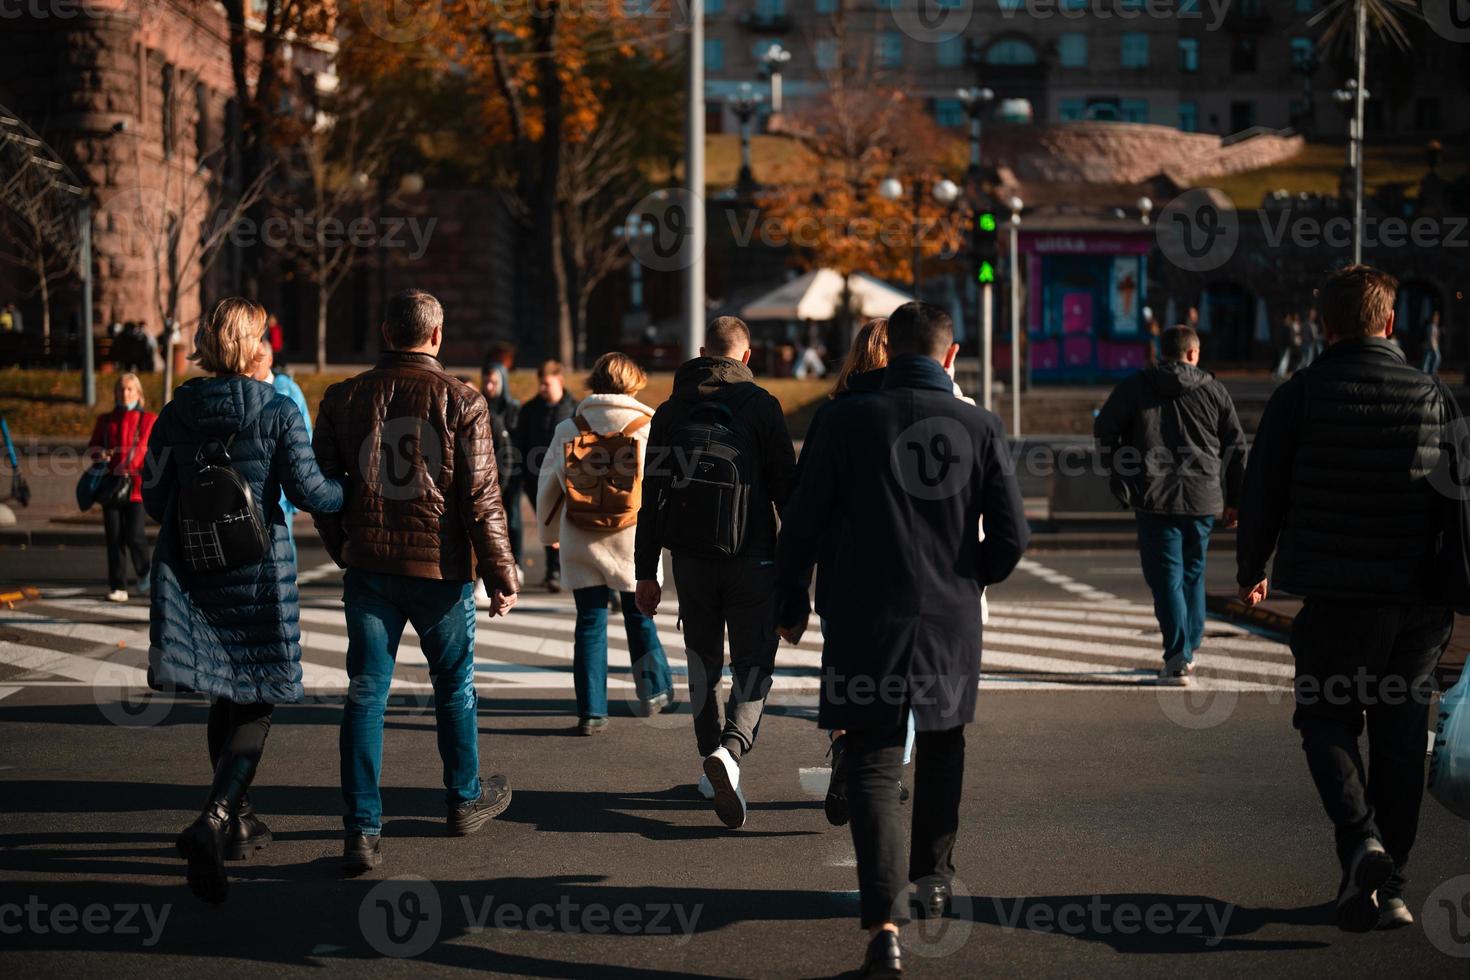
<box><xmin>634</xmin><ymin>316</ymin><xmax>797</xmax><ymax>829</ymax></box>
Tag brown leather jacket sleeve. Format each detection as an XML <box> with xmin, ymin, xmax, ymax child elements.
<box><xmin>311</xmin><ymin>384</ymin><xmax>348</xmax><ymax>566</ymax></box>
<box><xmin>455</xmin><ymin>394</ymin><xmax>519</xmax><ymax>595</ymax></box>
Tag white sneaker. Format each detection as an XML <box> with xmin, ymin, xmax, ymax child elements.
<box><xmin>696</xmin><ymin>773</ymin><xmax>715</xmax><ymax>800</ymax></box>
<box><xmin>106</xmin><ymin>590</ymin><xmax>128</xmax><ymax>603</ymax></box>
<box><xmin>1157</xmin><ymin>655</ymin><xmax>1194</xmax><ymax>687</ymax></box>
<box><xmin>702</xmin><ymin>746</ymin><xmax>747</xmax><ymax>829</ymax></box>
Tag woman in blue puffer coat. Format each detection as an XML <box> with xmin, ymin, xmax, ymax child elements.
<box><xmin>143</xmin><ymin>297</ymin><xmax>344</xmax><ymax>904</ymax></box>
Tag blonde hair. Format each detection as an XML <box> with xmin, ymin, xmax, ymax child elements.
<box><xmin>831</xmin><ymin>318</ymin><xmax>888</xmax><ymax>397</ymax></box>
<box><xmin>587</xmin><ymin>352</ymin><xmax>648</xmax><ymax>395</ymax></box>
<box><xmin>192</xmin><ymin>297</ymin><xmax>267</xmax><ymax>375</ymax></box>
<box><xmin>115</xmin><ymin>372</ymin><xmax>145</xmax><ymax>409</ymax></box>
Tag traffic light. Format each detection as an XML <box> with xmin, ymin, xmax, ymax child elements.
<box><xmin>977</xmin><ymin>261</ymin><xmax>996</xmax><ymax>284</ymax></box>
<box><xmin>973</xmin><ymin>210</ymin><xmax>1000</xmax><ymax>267</ymax></box>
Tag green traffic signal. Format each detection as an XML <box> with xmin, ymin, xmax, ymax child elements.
<box><xmin>978</xmin><ymin>261</ymin><xmax>996</xmax><ymax>283</ymax></box>
<box><xmin>979</xmin><ymin>212</ymin><xmax>998</xmax><ymax>233</ymax></box>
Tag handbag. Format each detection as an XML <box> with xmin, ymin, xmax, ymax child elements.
<box><xmin>75</xmin><ymin>460</ymin><xmax>108</xmax><ymax>511</ymax></box>
<box><xmin>95</xmin><ymin>472</ymin><xmax>134</xmax><ymax>509</ymax></box>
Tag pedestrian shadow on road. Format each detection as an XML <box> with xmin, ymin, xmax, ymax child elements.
<box><xmin>496</xmin><ymin>787</ymin><xmax>823</xmax><ymax>842</ymax></box>
<box><xmin>942</xmin><ymin>892</ymin><xmax>1331</xmax><ymax>952</ymax></box>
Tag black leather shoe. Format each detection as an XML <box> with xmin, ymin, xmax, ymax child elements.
<box><xmin>859</xmin><ymin>929</ymin><xmax>902</xmax><ymax>978</ymax></box>
<box><xmin>824</xmin><ymin>735</ymin><xmax>850</xmax><ymax>827</ymax></box>
<box><xmin>343</xmin><ymin>831</ymin><xmax>382</xmax><ymax>877</ymax></box>
<box><xmin>225</xmin><ymin>793</ymin><xmax>272</xmax><ymax>861</ymax></box>
<box><xmin>447</xmin><ymin>774</ymin><xmax>512</xmax><ymax>836</ymax></box>
<box><xmin>915</xmin><ymin>880</ymin><xmax>951</xmax><ymax>920</ymax></box>
<box><xmin>176</xmin><ymin>751</ymin><xmax>257</xmax><ymax>904</ymax></box>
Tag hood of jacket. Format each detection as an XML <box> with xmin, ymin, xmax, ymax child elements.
<box><xmin>672</xmin><ymin>356</ymin><xmax>756</xmax><ymax>402</ymax></box>
<box><xmin>882</xmin><ymin>354</ymin><xmax>955</xmax><ymax>393</ymax></box>
<box><xmin>172</xmin><ymin>375</ymin><xmax>277</xmax><ymax>437</ymax></box>
<box><xmin>1143</xmin><ymin>360</ymin><xmax>1214</xmax><ymax>398</ymax></box>
<box><xmin>840</xmin><ymin>367</ymin><xmax>886</xmax><ymax>397</ymax></box>
<box><xmin>571</xmin><ymin>392</ymin><xmax>654</xmax><ymax>429</ymax></box>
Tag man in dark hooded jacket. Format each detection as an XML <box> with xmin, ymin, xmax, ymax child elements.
<box><xmin>1094</xmin><ymin>324</ymin><xmax>1246</xmax><ymax>684</ymax></box>
<box><xmin>634</xmin><ymin>316</ymin><xmax>796</xmax><ymax>829</ymax></box>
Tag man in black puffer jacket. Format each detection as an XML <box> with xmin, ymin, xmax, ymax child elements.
<box><xmin>1237</xmin><ymin>265</ymin><xmax>1458</xmax><ymax>934</ymax></box>
<box><xmin>1095</xmin><ymin>323</ymin><xmax>1246</xmax><ymax>684</ymax></box>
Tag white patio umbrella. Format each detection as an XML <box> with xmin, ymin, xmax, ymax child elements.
<box><xmin>741</xmin><ymin>269</ymin><xmax>914</xmax><ymax>322</ymax></box>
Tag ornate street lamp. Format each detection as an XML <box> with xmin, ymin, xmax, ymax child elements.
<box><xmin>760</xmin><ymin>43</ymin><xmax>792</xmax><ymax>114</ymax></box>
<box><xmin>956</xmin><ymin>86</ymin><xmax>995</xmax><ymax>180</ymax></box>
<box><xmin>728</xmin><ymin>82</ymin><xmax>763</xmax><ymax>195</ymax></box>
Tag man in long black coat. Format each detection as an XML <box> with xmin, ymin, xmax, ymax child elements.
<box><xmin>775</xmin><ymin>302</ymin><xmax>1030</xmax><ymax>977</ymax></box>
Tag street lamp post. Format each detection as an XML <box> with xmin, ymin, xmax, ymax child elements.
<box><xmin>878</xmin><ymin>175</ymin><xmax>959</xmax><ymax>297</ymax></box>
<box><xmin>760</xmin><ymin>43</ymin><xmax>792</xmax><ymax>114</ymax></box>
<box><xmin>683</xmin><ymin>0</ymin><xmax>706</xmax><ymax>358</ymax></box>
<box><xmin>1333</xmin><ymin>78</ymin><xmax>1370</xmax><ymax>265</ymax></box>
<box><xmin>1008</xmin><ymin>196</ymin><xmax>1023</xmax><ymax>437</ymax></box>
<box><xmin>956</xmin><ymin>86</ymin><xmax>994</xmax><ymax>180</ymax></box>
<box><xmin>728</xmin><ymin>82</ymin><xmax>763</xmax><ymax>196</ymax></box>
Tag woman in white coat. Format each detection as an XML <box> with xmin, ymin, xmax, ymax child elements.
<box><xmin>537</xmin><ymin>353</ymin><xmax>674</xmax><ymax>735</ymax></box>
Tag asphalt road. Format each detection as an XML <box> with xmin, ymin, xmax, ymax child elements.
<box><xmin>1</xmin><ymin>543</ymin><xmax>1466</xmax><ymax>977</ymax></box>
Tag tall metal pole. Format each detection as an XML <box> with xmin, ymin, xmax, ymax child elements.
<box><xmin>1009</xmin><ymin>216</ymin><xmax>1021</xmax><ymax>438</ymax></box>
<box><xmin>683</xmin><ymin>0</ymin><xmax>706</xmax><ymax>358</ymax></box>
<box><xmin>78</xmin><ymin>202</ymin><xmax>95</xmax><ymax>408</ymax></box>
<box><xmin>1352</xmin><ymin>0</ymin><xmax>1366</xmax><ymax>265</ymax></box>
<box><xmin>980</xmin><ymin>282</ymin><xmax>993</xmax><ymax>412</ymax></box>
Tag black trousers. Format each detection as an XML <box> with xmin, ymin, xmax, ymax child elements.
<box><xmin>206</xmin><ymin>698</ymin><xmax>275</xmax><ymax>769</ymax></box>
<box><xmin>102</xmin><ymin>502</ymin><xmax>150</xmax><ymax>591</ymax></box>
<box><xmin>847</xmin><ymin>716</ymin><xmax>966</xmax><ymax>929</ymax></box>
<box><xmin>672</xmin><ymin>553</ymin><xmax>778</xmax><ymax>758</ymax></box>
<box><xmin>1290</xmin><ymin>598</ymin><xmax>1451</xmax><ymax>895</ymax></box>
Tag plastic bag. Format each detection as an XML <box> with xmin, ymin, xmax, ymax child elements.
<box><xmin>1428</xmin><ymin>667</ymin><xmax>1470</xmax><ymax>820</ymax></box>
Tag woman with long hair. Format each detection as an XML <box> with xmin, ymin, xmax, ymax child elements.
<box><xmin>536</xmin><ymin>352</ymin><xmax>674</xmax><ymax>734</ymax></box>
<box><xmin>87</xmin><ymin>372</ymin><xmax>156</xmax><ymax>602</ymax></box>
<box><xmin>143</xmin><ymin>298</ymin><xmax>344</xmax><ymax>904</ymax></box>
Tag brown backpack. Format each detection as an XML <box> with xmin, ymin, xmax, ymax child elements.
<box><xmin>562</xmin><ymin>414</ymin><xmax>649</xmax><ymax>531</ymax></box>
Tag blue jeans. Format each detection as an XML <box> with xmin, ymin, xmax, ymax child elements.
<box><xmin>1422</xmin><ymin>347</ymin><xmax>1441</xmax><ymax>375</ymax></box>
<box><xmin>340</xmin><ymin>569</ymin><xmax>481</xmax><ymax>835</ymax></box>
<box><xmin>1135</xmin><ymin>513</ymin><xmax>1214</xmax><ymax>664</ymax></box>
<box><xmin>572</xmin><ymin>586</ymin><xmax>673</xmax><ymax>719</ymax></box>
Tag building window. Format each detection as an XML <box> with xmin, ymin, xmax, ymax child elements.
<box><xmin>985</xmin><ymin>38</ymin><xmax>1039</xmax><ymax>65</ymax></box>
<box><xmin>815</xmin><ymin>38</ymin><xmax>838</xmax><ymax>71</ymax></box>
<box><xmin>1059</xmin><ymin>33</ymin><xmax>1087</xmax><ymax>69</ymax></box>
<box><xmin>937</xmin><ymin>36</ymin><xmax>965</xmax><ymax>69</ymax></box>
<box><xmin>1120</xmin><ymin>99</ymin><xmax>1149</xmax><ymax>123</ymax></box>
<box><xmin>814</xmin><ymin>0</ymin><xmax>836</xmax><ymax>11</ymax></box>
<box><xmin>933</xmin><ymin>99</ymin><xmax>966</xmax><ymax>127</ymax></box>
<box><xmin>1086</xmin><ymin>99</ymin><xmax>1121</xmax><ymax>122</ymax></box>
<box><xmin>1290</xmin><ymin>37</ymin><xmax>1314</xmax><ymax>72</ymax></box>
<box><xmin>1231</xmin><ymin>38</ymin><xmax>1257</xmax><ymax>73</ymax></box>
<box><xmin>756</xmin><ymin>0</ymin><xmax>785</xmax><ymax>15</ymax></box>
<box><xmin>705</xmin><ymin>39</ymin><xmax>724</xmax><ymax>72</ymax></box>
<box><xmin>1230</xmin><ymin>100</ymin><xmax>1256</xmax><ymax>132</ymax></box>
<box><xmin>706</xmin><ymin>0</ymin><xmax>722</xmax><ymax>12</ymax></box>
<box><xmin>877</xmin><ymin>32</ymin><xmax>904</xmax><ymax>68</ymax></box>
<box><xmin>194</xmin><ymin>82</ymin><xmax>210</xmax><ymax>161</ymax></box>
<box><xmin>1121</xmin><ymin>33</ymin><xmax>1149</xmax><ymax>69</ymax></box>
<box><xmin>161</xmin><ymin>63</ymin><xmax>175</xmax><ymax>160</ymax></box>
<box><xmin>1178</xmin><ymin>38</ymin><xmax>1199</xmax><ymax>73</ymax></box>
<box><xmin>999</xmin><ymin>0</ymin><xmax>1024</xmax><ymax>8</ymax></box>
<box><xmin>1178</xmin><ymin>101</ymin><xmax>1198</xmax><ymax>132</ymax></box>
<box><xmin>1058</xmin><ymin>98</ymin><xmax>1085</xmax><ymax>122</ymax></box>
<box><xmin>1294</xmin><ymin>0</ymin><xmax>1315</xmax><ymax>10</ymax></box>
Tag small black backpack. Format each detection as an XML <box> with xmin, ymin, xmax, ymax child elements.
<box><xmin>656</xmin><ymin>389</ymin><xmax>759</xmax><ymax>559</ymax></box>
<box><xmin>176</xmin><ymin>431</ymin><xmax>270</xmax><ymax>574</ymax></box>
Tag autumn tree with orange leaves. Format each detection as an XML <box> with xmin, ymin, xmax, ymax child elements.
<box><xmin>339</xmin><ymin>0</ymin><xmax>679</xmax><ymax>363</ymax></box>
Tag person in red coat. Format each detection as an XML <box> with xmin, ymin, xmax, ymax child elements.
<box><xmin>87</xmin><ymin>372</ymin><xmax>156</xmax><ymax>601</ymax></box>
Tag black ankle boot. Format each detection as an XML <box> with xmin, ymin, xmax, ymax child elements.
<box><xmin>225</xmin><ymin>792</ymin><xmax>272</xmax><ymax>861</ymax></box>
<box><xmin>859</xmin><ymin>929</ymin><xmax>902</xmax><ymax>978</ymax></box>
<box><xmin>176</xmin><ymin>752</ymin><xmax>258</xmax><ymax>903</ymax></box>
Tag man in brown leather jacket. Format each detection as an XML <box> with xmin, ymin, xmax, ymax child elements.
<box><xmin>313</xmin><ymin>289</ymin><xmax>519</xmax><ymax>875</ymax></box>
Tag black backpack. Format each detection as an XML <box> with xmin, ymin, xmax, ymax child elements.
<box><xmin>176</xmin><ymin>431</ymin><xmax>270</xmax><ymax>574</ymax></box>
<box><xmin>656</xmin><ymin>389</ymin><xmax>760</xmax><ymax>559</ymax></box>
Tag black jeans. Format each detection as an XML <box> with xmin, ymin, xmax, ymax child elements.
<box><xmin>672</xmin><ymin>553</ymin><xmax>778</xmax><ymax>758</ymax></box>
<box><xmin>1290</xmin><ymin>598</ymin><xmax>1452</xmax><ymax>893</ymax></box>
<box><xmin>206</xmin><ymin>698</ymin><xmax>275</xmax><ymax>768</ymax></box>
<box><xmin>102</xmin><ymin>502</ymin><xmax>150</xmax><ymax>591</ymax></box>
<box><xmin>847</xmin><ymin>717</ymin><xmax>966</xmax><ymax>929</ymax></box>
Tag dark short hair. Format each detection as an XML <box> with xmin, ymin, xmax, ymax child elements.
<box><xmin>706</xmin><ymin>316</ymin><xmax>751</xmax><ymax>357</ymax></box>
<box><xmin>1318</xmin><ymin>264</ymin><xmax>1398</xmax><ymax>339</ymax></box>
<box><xmin>383</xmin><ymin>289</ymin><xmax>443</xmax><ymax>349</ymax></box>
<box><xmin>886</xmin><ymin>302</ymin><xmax>954</xmax><ymax>358</ymax></box>
<box><xmin>1160</xmin><ymin>325</ymin><xmax>1200</xmax><ymax>361</ymax></box>
<box><xmin>537</xmin><ymin>359</ymin><xmax>563</xmax><ymax>380</ymax></box>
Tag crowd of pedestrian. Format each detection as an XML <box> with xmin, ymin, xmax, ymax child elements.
<box><xmin>64</xmin><ymin>262</ymin><xmax>1457</xmax><ymax>977</ymax></box>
